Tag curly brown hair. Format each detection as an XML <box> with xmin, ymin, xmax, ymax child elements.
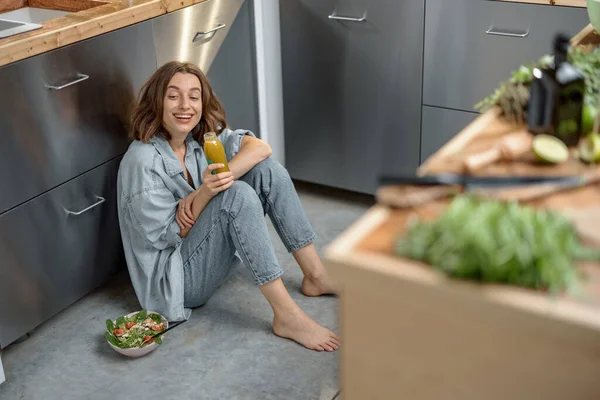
<box><xmin>130</xmin><ymin>61</ymin><xmax>227</xmax><ymax>143</ymax></box>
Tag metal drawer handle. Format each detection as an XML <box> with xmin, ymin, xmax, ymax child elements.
<box><xmin>486</xmin><ymin>26</ymin><xmax>529</xmax><ymax>38</ymax></box>
<box><xmin>63</xmin><ymin>196</ymin><xmax>105</xmax><ymax>216</ymax></box>
<box><xmin>328</xmin><ymin>11</ymin><xmax>367</xmax><ymax>22</ymax></box>
<box><xmin>45</xmin><ymin>73</ymin><xmax>90</xmax><ymax>90</ymax></box>
<box><xmin>193</xmin><ymin>23</ymin><xmax>226</xmax><ymax>42</ymax></box>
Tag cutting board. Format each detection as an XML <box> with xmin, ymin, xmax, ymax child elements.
<box><xmin>564</xmin><ymin>207</ymin><xmax>600</xmax><ymax>245</ymax></box>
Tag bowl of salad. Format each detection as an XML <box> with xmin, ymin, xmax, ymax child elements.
<box><xmin>104</xmin><ymin>310</ymin><xmax>168</xmax><ymax>358</ymax></box>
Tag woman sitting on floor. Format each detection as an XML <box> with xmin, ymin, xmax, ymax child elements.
<box><xmin>116</xmin><ymin>61</ymin><xmax>339</xmax><ymax>352</ymax></box>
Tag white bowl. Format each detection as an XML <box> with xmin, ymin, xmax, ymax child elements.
<box><xmin>106</xmin><ymin>311</ymin><xmax>168</xmax><ymax>358</ymax></box>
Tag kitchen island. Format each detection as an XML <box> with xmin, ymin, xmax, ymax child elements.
<box><xmin>325</xmin><ymin>21</ymin><xmax>600</xmax><ymax>400</ymax></box>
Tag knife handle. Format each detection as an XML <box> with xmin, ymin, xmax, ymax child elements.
<box><xmin>464</xmin><ymin>147</ymin><xmax>502</xmax><ymax>173</ymax></box>
<box><xmin>464</xmin><ymin>131</ymin><xmax>532</xmax><ymax>173</ymax></box>
<box><xmin>376</xmin><ymin>185</ymin><xmax>461</xmax><ymax>208</ymax></box>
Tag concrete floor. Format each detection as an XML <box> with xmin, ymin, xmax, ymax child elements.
<box><xmin>0</xmin><ymin>183</ymin><xmax>372</xmax><ymax>400</ymax></box>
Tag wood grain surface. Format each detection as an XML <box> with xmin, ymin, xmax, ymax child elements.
<box><xmin>0</xmin><ymin>0</ymin><xmax>213</xmax><ymax>67</ymax></box>
<box><xmin>0</xmin><ymin>0</ymin><xmax>26</xmax><ymax>13</ymax></box>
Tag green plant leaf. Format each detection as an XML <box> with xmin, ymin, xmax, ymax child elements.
<box><xmin>106</xmin><ymin>319</ymin><xmax>115</xmax><ymax>333</ymax></box>
<box><xmin>105</xmin><ymin>332</ymin><xmax>123</xmax><ymax>348</ymax></box>
<box><xmin>155</xmin><ymin>337</ymin><xmax>163</xmax><ymax>345</ymax></box>
<box><xmin>115</xmin><ymin>316</ymin><xmax>126</xmax><ymax>327</ymax></box>
<box><xmin>396</xmin><ymin>196</ymin><xmax>582</xmax><ymax>292</ymax></box>
<box><xmin>136</xmin><ymin>310</ymin><xmax>148</xmax><ymax>322</ymax></box>
<box><xmin>149</xmin><ymin>313</ymin><xmax>162</xmax><ymax>324</ymax></box>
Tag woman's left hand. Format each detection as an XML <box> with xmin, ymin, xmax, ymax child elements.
<box><xmin>176</xmin><ymin>191</ymin><xmax>198</xmax><ymax>229</ymax></box>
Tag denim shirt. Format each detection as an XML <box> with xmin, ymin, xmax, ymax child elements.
<box><xmin>116</xmin><ymin>128</ymin><xmax>255</xmax><ymax>321</ymax></box>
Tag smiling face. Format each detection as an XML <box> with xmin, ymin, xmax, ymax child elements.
<box><xmin>130</xmin><ymin>62</ymin><xmax>228</xmax><ymax>143</ymax></box>
<box><xmin>162</xmin><ymin>72</ymin><xmax>203</xmax><ymax>141</ymax></box>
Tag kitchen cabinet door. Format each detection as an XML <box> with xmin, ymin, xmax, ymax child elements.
<box><xmin>423</xmin><ymin>0</ymin><xmax>589</xmax><ymax>112</ymax></box>
<box><xmin>0</xmin><ymin>21</ymin><xmax>156</xmax><ymax>214</ymax></box>
<box><xmin>0</xmin><ymin>157</ymin><xmax>124</xmax><ymax>347</ymax></box>
<box><xmin>420</xmin><ymin>106</ymin><xmax>478</xmax><ymax>162</ymax></box>
<box><xmin>152</xmin><ymin>0</ymin><xmax>244</xmax><ymax>73</ymax></box>
<box><xmin>208</xmin><ymin>0</ymin><xmax>260</xmax><ymax>135</ymax></box>
<box><xmin>281</xmin><ymin>0</ymin><xmax>424</xmax><ymax>194</ymax></box>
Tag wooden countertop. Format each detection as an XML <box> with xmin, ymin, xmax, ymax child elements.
<box><xmin>0</xmin><ymin>0</ymin><xmax>208</xmax><ymax>67</ymax></box>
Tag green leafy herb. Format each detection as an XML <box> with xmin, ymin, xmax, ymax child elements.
<box><xmin>115</xmin><ymin>316</ymin><xmax>126</xmax><ymax>327</ymax></box>
<box><xmin>475</xmin><ymin>55</ymin><xmax>554</xmax><ymax>115</ymax></box>
<box><xmin>105</xmin><ymin>331</ymin><xmax>124</xmax><ymax>348</ymax></box>
<box><xmin>396</xmin><ymin>196</ymin><xmax>600</xmax><ymax>293</ymax></box>
<box><xmin>149</xmin><ymin>313</ymin><xmax>162</xmax><ymax>324</ymax></box>
<box><xmin>568</xmin><ymin>46</ymin><xmax>600</xmax><ymax>109</ymax></box>
<box><xmin>475</xmin><ymin>47</ymin><xmax>600</xmax><ymax>123</ymax></box>
<box><xmin>106</xmin><ymin>319</ymin><xmax>115</xmax><ymax>333</ymax></box>
<box><xmin>135</xmin><ymin>310</ymin><xmax>148</xmax><ymax>323</ymax></box>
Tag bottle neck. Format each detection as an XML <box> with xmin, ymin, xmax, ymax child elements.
<box><xmin>204</xmin><ymin>132</ymin><xmax>217</xmax><ymax>143</ymax></box>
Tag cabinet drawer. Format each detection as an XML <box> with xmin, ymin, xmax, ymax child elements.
<box><xmin>423</xmin><ymin>0</ymin><xmax>588</xmax><ymax>112</ymax></box>
<box><xmin>420</xmin><ymin>106</ymin><xmax>478</xmax><ymax>162</ymax></box>
<box><xmin>153</xmin><ymin>0</ymin><xmax>244</xmax><ymax>73</ymax></box>
<box><xmin>0</xmin><ymin>21</ymin><xmax>156</xmax><ymax>214</ymax></box>
<box><xmin>0</xmin><ymin>157</ymin><xmax>124</xmax><ymax>347</ymax></box>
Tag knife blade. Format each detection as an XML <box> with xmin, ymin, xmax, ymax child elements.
<box><xmin>378</xmin><ymin>174</ymin><xmax>584</xmax><ymax>190</ymax></box>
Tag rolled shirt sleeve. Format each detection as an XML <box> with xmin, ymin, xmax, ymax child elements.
<box><xmin>127</xmin><ymin>186</ymin><xmax>183</xmax><ymax>250</ymax></box>
<box><xmin>219</xmin><ymin>128</ymin><xmax>257</xmax><ymax>161</ymax></box>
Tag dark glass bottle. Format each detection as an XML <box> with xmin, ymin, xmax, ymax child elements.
<box><xmin>528</xmin><ymin>34</ymin><xmax>585</xmax><ymax>146</ymax></box>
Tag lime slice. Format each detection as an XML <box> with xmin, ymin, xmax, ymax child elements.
<box><xmin>579</xmin><ymin>133</ymin><xmax>600</xmax><ymax>163</ymax></box>
<box><xmin>532</xmin><ymin>134</ymin><xmax>569</xmax><ymax>164</ymax></box>
<box><xmin>581</xmin><ymin>103</ymin><xmax>598</xmax><ymax>136</ymax></box>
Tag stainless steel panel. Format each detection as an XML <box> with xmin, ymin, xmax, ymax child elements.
<box><xmin>208</xmin><ymin>0</ymin><xmax>260</xmax><ymax>135</ymax></box>
<box><xmin>0</xmin><ymin>157</ymin><xmax>124</xmax><ymax>347</ymax></box>
<box><xmin>423</xmin><ymin>0</ymin><xmax>589</xmax><ymax>112</ymax></box>
<box><xmin>281</xmin><ymin>0</ymin><xmax>425</xmax><ymax>194</ymax></box>
<box><xmin>420</xmin><ymin>106</ymin><xmax>478</xmax><ymax>163</ymax></box>
<box><xmin>0</xmin><ymin>21</ymin><xmax>156</xmax><ymax>214</ymax></box>
<box><xmin>152</xmin><ymin>0</ymin><xmax>244</xmax><ymax>73</ymax></box>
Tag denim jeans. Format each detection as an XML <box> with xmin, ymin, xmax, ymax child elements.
<box><xmin>181</xmin><ymin>158</ymin><xmax>316</xmax><ymax>307</ymax></box>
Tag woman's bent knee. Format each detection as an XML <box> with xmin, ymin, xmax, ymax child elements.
<box><xmin>221</xmin><ymin>181</ymin><xmax>261</xmax><ymax>216</ymax></box>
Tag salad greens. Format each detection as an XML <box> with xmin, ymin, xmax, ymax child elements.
<box><xmin>105</xmin><ymin>310</ymin><xmax>165</xmax><ymax>349</ymax></box>
<box><xmin>569</xmin><ymin>46</ymin><xmax>600</xmax><ymax>109</ymax></box>
<box><xmin>396</xmin><ymin>196</ymin><xmax>600</xmax><ymax>293</ymax></box>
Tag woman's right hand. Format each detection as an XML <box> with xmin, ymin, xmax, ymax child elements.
<box><xmin>200</xmin><ymin>163</ymin><xmax>234</xmax><ymax>198</ymax></box>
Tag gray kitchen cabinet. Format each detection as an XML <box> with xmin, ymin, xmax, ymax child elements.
<box><xmin>0</xmin><ymin>21</ymin><xmax>156</xmax><ymax>214</ymax></box>
<box><xmin>420</xmin><ymin>106</ymin><xmax>478</xmax><ymax>162</ymax></box>
<box><xmin>0</xmin><ymin>157</ymin><xmax>124</xmax><ymax>347</ymax></box>
<box><xmin>280</xmin><ymin>0</ymin><xmax>425</xmax><ymax>194</ymax></box>
<box><xmin>0</xmin><ymin>20</ymin><xmax>156</xmax><ymax>348</ymax></box>
<box><xmin>152</xmin><ymin>0</ymin><xmax>258</xmax><ymax>134</ymax></box>
<box><xmin>208</xmin><ymin>0</ymin><xmax>260</xmax><ymax>135</ymax></box>
<box><xmin>152</xmin><ymin>0</ymin><xmax>244</xmax><ymax>74</ymax></box>
<box><xmin>423</xmin><ymin>0</ymin><xmax>589</xmax><ymax>113</ymax></box>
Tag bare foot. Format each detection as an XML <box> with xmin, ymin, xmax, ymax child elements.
<box><xmin>273</xmin><ymin>308</ymin><xmax>340</xmax><ymax>352</ymax></box>
<box><xmin>302</xmin><ymin>275</ymin><xmax>338</xmax><ymax>297</ymax></box>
